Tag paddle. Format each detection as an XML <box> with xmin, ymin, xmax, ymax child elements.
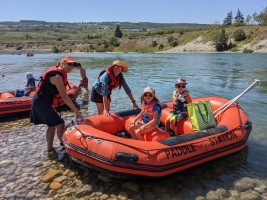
<box><xmin>213</xmin><ymin>79</ymin><xmax>261</xmax><ymax>118</ymax></box>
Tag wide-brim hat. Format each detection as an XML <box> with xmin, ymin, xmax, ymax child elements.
<box><xmin>175</xmin><ymin>78</ymin><xmax>188</xmax><ymax>85</ymax></box>
<box><xmin>143</xmin><ymin>86</ymin><xmax>155</xmax><ymax>96</ymax></box>
<box><xmin>110</xmin><ymin>60</ymin><xmax>128</xmax><ymax>73</ymax></box>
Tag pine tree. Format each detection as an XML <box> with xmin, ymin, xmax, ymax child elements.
<box><xmin>235</xmin><ymin>9</ymin><xmax>244</xmax><ymax>23</ymax></box>
<box><xmin>114</xmin><ymin>25</ymin><xmax>123</xmax><ymax>38</ymax></box>
<box><xmin>223</xmin><ymin>11</ymin><xmax>232</xmax><ymax>25</ymax></box>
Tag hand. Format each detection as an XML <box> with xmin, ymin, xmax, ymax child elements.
<box><xmin>79</xmin><ymin>77</ymin><xmax>88</xmax><ymax>89</ymax></box>
<box><xmin>132</xmin><ymin>102</ymin><xmax>140</xmax><ymax>110</ymax></box>
<box><xmin>103</xmin><ymin>109</ymin><xmax>110</xmax><ymax>117</ymax></box>
<box><xmin>75</xmin><ymin>111</ymin><xmax>83</xmax><ymax>120</ymax></box>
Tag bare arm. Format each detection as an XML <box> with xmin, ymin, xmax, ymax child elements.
<box><xmin>50</xmin><ymin>75</ymin><xmax>82</xmax><ymax>119</ymax></box>
<box><xmin>127</xmin><ymin>92</ymin><xmax>140</xmax><ymax>109</ymax></box>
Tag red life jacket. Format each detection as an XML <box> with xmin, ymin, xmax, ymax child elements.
<box><xmin>36</xmin><ymin>66</ymin><xmax>68</xmax><ymax>106</ymax></box>
<box><xmin>98</xmin><ymin>67</ymin><xmax>121</xmax><ymax>92</ymax></box>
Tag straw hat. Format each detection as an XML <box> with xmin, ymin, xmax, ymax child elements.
<box><xmin>111</xmin><ymin>60</ymin><xmax>128</xmax><ymax>73</ymax></box>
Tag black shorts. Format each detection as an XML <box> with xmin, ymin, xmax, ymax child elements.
<box><xmin>30</xmin><ymin>95</ymin><xmax>64</xmax><ymax>127</ymax></box>
<box><xmin>90</xmin><ymin>87</ymin><xmax>111</xmax><ymax>103</ymax></box>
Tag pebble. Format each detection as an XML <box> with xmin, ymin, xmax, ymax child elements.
<box><xmin>0</xmin><ymin>112</ymin><xmax>266</xmax><ymax>200</ymax></box>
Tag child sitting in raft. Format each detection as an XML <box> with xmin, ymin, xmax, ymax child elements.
<box><xmin>15</xmin><ymin>72</ymin><xmax>39</xmax><ymax>97</ymax></box>
<box><xmin>129</xmin><ymin>86</ymin><xmax>162</xmax><ymax>140</ymax></box>
<box><xmin>165</xmin><ymin>78</ymin><xmax>192</xmax><ymax>135</ymax></box>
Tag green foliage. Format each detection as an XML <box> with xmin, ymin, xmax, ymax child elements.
<box><xmin>223</xmin><ymin>11</ymin><xmax>233</xmax><ymax>25</ymax></box>
<box><xmin>151</xmin><ymin>40</ymin><xmax>158</xmax><ymax>47</ymax></box>
<box><xmin>109</xmin><ymin>36</ymin><xmax>120</xmax><ymax>47</ymax></box>
<box><xmin>16</xmin><ymin>44</ymin><xmax>24</xmax><ymax>50</ymax></box>
<box><xmin>212</xmin><ymin>29</ymin><xmax>228</xmax><ymax>51</ymax></box>
<box><xmin>57</xmin><ymin>37</ymin><xmax>62</xmax><ymax>41</ymax></box>
<box><xmin>255</xmin><ymin>7</ymin><xmax>267</xmax><ymax>25</ymax></box>
<box><xmin>158</xmin><ymin>44</ymin><xmax>164</xmax><ymax>50</ymax></box>
<box><xmin>167</xmin><ymin>36</ymin><xmax>178</xmax><ymax>47</ymax></box>
<box><xmin>243</xmin><ymin>48</ymin><xmax>253</xmax><ymax>53</ymax></box>
<box><xmin>234</xmin><ymin>9</ymin><xmax>244</xmax><ymax>23</ymax></box>
<box><xmin>233</xmin><ymin>29</ymin><xmax>246</xmax><ymax>41</ymax></box>
<box><xmin>114</xmin><ymin>25</ymin><xmax>123</xmax><ymax>38</ymax></box>
<box><xmin>52</xmin><ymin>46</ymin><xmax>60</xmax><ymax>53</ymax></box>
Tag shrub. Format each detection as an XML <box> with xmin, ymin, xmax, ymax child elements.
<box><xmin>233</xmin><ymin>29</ymin><xmax>246</xmax><ymax>41</ymax></box>
<box><xmin>243</xmin><ymin>48</ymin><xmax>253</xmax><ymax>53</ymax></box>
<box><xmin>151</xmin><ymin>40</ymin><xmax>158</xmax><ymax>47</ymax></box>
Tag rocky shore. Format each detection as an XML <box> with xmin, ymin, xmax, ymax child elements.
<box><xmin>1</xmin><ymin>111</ymin><xmax>267</xmax><ymax>200</ymax></box>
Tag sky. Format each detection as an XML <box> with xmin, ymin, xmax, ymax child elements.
<box><xmin>0</xmin><ymin>0</ymin><xmax>266</xmax><ymax>24</ymax></box>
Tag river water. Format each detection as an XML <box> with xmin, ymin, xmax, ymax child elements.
<box><xmin>0</xmin><ymin>53</ymin><xmax>267</xmax><ymax>199</ymax></box>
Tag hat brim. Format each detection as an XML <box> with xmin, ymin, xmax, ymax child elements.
<box><xmin>111</xmin><ymin>63</ymin><xmax>128</xmax><ymax>73</ymax></box>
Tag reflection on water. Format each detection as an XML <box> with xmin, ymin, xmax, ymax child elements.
<box><xmin>0</xmin><ymin>53</ymin><xmax>267</xmax><ymax>199</ymax></box>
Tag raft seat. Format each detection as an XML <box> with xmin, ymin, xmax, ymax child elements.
<box><xmin>0</xmin><ymin>92</ymin><xmax>15</xmax><ymax>99</ymax></box>
<box><xmin>160</xmin><ymin>107</ymin><xmax>194</xmax><ymax>135</ymax></box>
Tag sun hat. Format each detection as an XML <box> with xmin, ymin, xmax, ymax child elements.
<box><xmin>143</xmin><ymin>86</ymin><xmax>155</xmax><ymax>96</ymax></box>
<box><xmin>25</xmin><ymin>72</ymin><xmax>33</xmax><ymax>79</ymax></box>
<box><xmin>60</xmin><ymin>56</ymin><xmax>76</xmax><ymax>64</ymax></box>
<box><xmin>175</xmin><ymin>78</ymin><xmax>188</xmax><ymax>85</ymax></box>
<box><xmin>111</xmin><ymin>60</ymin><xmax>128</xmax><ymax>73</ymax></box>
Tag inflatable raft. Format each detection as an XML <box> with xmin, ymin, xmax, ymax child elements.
<box><xmin>0</xmin><ymin>83</ymin><xmax>81</xmax><ymax>117</ymax></box>
<box><xmin>63</xmin><ymin>96</ymin><xmax>252</xmax><ymax>178</ymax></box>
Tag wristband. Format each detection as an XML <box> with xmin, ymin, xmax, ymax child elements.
<box><xmin>132</xmin><ymin>100</ymin><xmax>136</xmax><ymax>103</ymax></box>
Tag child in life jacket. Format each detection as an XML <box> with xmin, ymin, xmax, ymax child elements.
<box><xmin>129</xmin><ymin>86</ymin><xmax>162</xmax><ymax>140</ymax></box>
<box><xmin>165</xmin><ymin>78</ymin><xmax>192</xmax><ymax>135</ymax></box>
<box><xmin>24</xmin><ymin>72</ymin><xmax>39</xmax><ymax>95</ymax></box>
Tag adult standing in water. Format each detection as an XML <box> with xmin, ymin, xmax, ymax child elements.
<box><xmin>91</xmin><ymin>60</ymin><xmax>139</xmax><ymax>116</ymax></box>
<box><xmin>30</xmin><ymin>56</ymin><xmax>84</xmax><ymax>152</ymax></box>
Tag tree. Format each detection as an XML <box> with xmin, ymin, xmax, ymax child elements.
<box><xmin>213</xmin><ymin>29</ymin><xmax>228</xmax><ymax>51</ymax></box>
<box><xmin>114</xmin><ymin>25</ymin><xmax>123</xmax><ymax>38</ymax></box>
<box><xmin>234</xmin><ymin>9</ymin><xmax>244</xmax><ymax>23</ymax></box>
<box><xmin>223</xmin><ymin>11</ymin><xmax>232</xmax><ymax>25</ymax></box>
<box><xmin>245</xmin><ymin>14</ymin><xmax>252</xmax><ymax>25</ymax></box>
<box><xmin>255</xmin><ymin>7</ymin><xmax>267</xmax><ymax>25</ymax></box>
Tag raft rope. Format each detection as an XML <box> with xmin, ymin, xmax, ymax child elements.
<box><xmin>69</xmin><ymin>120</ymin><xmax>248</xmax><ymax>153</ymax></box>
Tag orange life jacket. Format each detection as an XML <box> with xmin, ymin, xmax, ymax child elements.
<box><xmin>36</xmin><ymin>66</ymin><xmax>68</xmax><ymax>106</ymax></box>
<box><xmin>141</xmin><ymin>100</ymin><xmax>162</xmax><ymax>124</ymax></box>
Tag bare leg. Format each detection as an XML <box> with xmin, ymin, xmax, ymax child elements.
<box><xmin>129</xmin><ymin>123</ymin><xmax>142</xmax><ymax>139</ymax></box>
<box><xmin>96</xmin><ymin>103</ymin><xmax>104</xmax><ymax>115</ymax></box>
<box><xmin>46</xmin><ymin>126</ymin><xmax>56</xmax><ymax>151</ymax></box>
<box><xmin>56</xmin><ymin>122</ymin><xmax>65</xmax><ymax>144</ymax></box>
<box><xmin>96</xmin><ymin>100</ymin><xmax>110</xmax><ymax>115</ymax></box>
<box><xmin>165</xmin><ymin>117</ymin><xmax>171</xmax><ymax>133</ymax></box>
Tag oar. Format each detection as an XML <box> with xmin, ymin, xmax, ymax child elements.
<box><xmin>213</xmin><ymin>79</ymin><xmax>260</xmax><ymax>118</ymax></box>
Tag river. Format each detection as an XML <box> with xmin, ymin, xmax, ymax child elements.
<box><xmin>0</xmin><ymin>53</ymin><xmax>267</xmax><ymax>199</ymax></box>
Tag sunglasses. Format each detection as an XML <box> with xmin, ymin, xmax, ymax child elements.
<box><xmin>144</xmin><ymin>93</ymin><xmax>153</xmax><ymax>97</ymax></box>
<box><xmin>175</xmin><ymin>84</ymin><xmax>185</xmax><ymax>88</ymax></box>
<box><xmin>66</xmin><ymin>62</ymin><xmax>80</xmax><ymax>68</ymax></box>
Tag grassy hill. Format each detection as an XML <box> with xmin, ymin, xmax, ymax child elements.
<box><xmin>0</xmin><ymin>21</ymin><xmax>266</xmax><ymax>54</ymax></box>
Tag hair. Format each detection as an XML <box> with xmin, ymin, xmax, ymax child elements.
<box><xmin>140</xmin><ymin>94</ymin><xmax>160</xmax><ymax>105</ymax></box>
<box><xmin>114</xmin><ymin>67</ymin><xmax>125</xmax><ymax>90</ymax></box>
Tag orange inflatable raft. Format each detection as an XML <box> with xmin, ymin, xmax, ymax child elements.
<box><xmin>63</xmin><ymin>96</ymin><xmax>252</xmax><ymax>178</ymax></box>
<box><xmin>0</xmin><ymin>83</ymin><xmax>81</xmax><ymax>117</ymax></box>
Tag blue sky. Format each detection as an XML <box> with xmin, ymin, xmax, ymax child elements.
<box><xmin>0</xmin><ymin>0</ymin><xmax>266</xmax><ymax>24</ymax></box>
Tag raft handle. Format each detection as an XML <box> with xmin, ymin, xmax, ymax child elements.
<box><xmin>245</xmin><ymin>121</ymin><xmax>252</xmax><ymax>130</ymax></box>
<box><xmin>116</xmin><ymin>152</ymin><xmax>138</xmax><ymax>164</ymax></box>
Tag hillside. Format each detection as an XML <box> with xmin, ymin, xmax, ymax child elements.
<box><xmin>0</xmin><ymin>25</ymin><xmax>267</xmax><ymax>54</ymax></box>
